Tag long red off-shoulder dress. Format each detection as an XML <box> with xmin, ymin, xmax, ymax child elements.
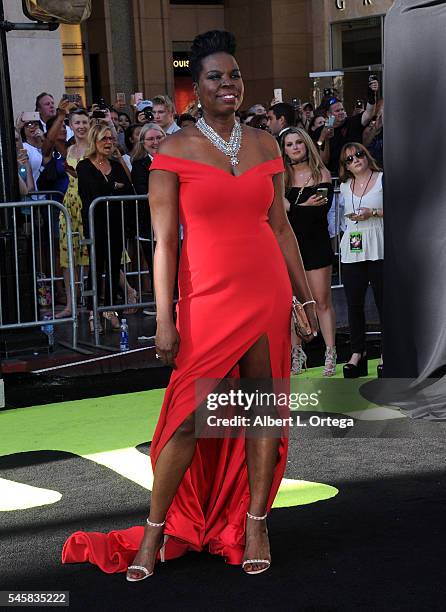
<box><xmin>62</xmin><ymin>154</ymin><xmax>292</xmax><ymax>572</ymax></box>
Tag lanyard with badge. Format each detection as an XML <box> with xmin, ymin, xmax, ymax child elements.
<box><xmin>349</xmin><ymin>171</ymin><xmax>373</xmax><ymax>253</ymax></box>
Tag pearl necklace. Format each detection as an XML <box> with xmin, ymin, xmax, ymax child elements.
<box><xmin>196</xmin><ymin>117</ymin><xmax>242</xmax><ymax>166</ymax></box>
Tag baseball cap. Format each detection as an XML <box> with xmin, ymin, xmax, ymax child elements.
<box><xmin>136</xmin><ymin>100</ymin><xmax>153</xmax><ymax>112</ymax></box>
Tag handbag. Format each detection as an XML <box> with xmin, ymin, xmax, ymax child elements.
<box><xmin>292</xmin><ymin>296</ymin><xmax>313</xmax><ymax>341</ymax></box>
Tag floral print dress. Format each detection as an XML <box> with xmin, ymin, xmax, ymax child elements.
<box><xmin>60</xmin><ymin>149</ymin><xmax>89</xmax><ymax>268</ymax></box>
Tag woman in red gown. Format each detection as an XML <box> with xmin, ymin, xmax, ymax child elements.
<box><xmin>62</xmin><ymin>30</ymin><xmax>317</xmax><ymax>578</ymax></box>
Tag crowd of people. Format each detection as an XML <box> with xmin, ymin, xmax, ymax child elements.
<box><xmin>15</xmin><ymin>72</ymin><xmax>384</xmax><ymax>377</ymax></box>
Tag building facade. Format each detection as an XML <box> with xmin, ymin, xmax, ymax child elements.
<box><xmin>6</xmin><ymin>0</ymin><xmax>394</xmax><ymax>117</ymax></box>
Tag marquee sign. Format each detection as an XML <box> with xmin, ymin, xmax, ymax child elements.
<box><xmin>172</xmin><ymin>52</ymin><xmax>191</xmax><ymax>76</ymax></box>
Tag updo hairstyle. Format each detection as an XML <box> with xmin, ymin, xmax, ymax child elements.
<box><xmin>189</xmin><ymin>30</ymin><xmax>237</xmax><ymax>83</ymax></box>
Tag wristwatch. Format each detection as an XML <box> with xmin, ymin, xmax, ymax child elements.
<box><xmin>372</xmin><ymin>208</ymin><xmax>378</xmax><ymax>217</ymax></box>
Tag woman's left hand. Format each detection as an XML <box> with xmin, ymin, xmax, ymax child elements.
<box><xmin>350</xmin><ymin>207</ymin><xmax>372</xmax><ymax>222</ymax></box>
<box><xmin>304</xmin><ymin>302</ymin><xmax>319</xmax><ymax>339</ymax></box>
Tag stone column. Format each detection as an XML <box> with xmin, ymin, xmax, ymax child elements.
<box><xmin>132</xmin><ymin>0</ymin><xmax>174</xmax><ymax>98</ymax></box>
<box><xmin>270</xmin><ymin>0</ymin><xmax>314</xmax><ymax>103</ymax></box>
<box><xmin>224</xmin><ymin>0</ymin><xmax>274</xmax><ymax>108</ymax></box>
<box><xmin>225</xmin><ymin>0</ymin><xmax>314</xmax><ymax>108</ymax></box>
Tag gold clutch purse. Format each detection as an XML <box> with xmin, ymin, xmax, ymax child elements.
<box><xmin>292</xmin><ymin>297</ymin><xmax>313</xmax><ymax>341</ymax></box>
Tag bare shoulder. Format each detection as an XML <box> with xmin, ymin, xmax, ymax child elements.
<box><xmin>243</xmin><ymin>125</ymin><xmax>280</xmax><ymax>159</ymax></box>
<box><xmin>321</xmin><ymin>167</ymin><xmax>332</xmax><ymax>183</ymax></box>
<box><xmin>157</xmin><ymin>126</ymin><xmax>200</xmax><ymax>158</ymax></box>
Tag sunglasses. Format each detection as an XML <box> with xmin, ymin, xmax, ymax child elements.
<box><xmin>344</xmin><ymin>150</ymin><xmax>365</xmax><ymax>165</ymax></box>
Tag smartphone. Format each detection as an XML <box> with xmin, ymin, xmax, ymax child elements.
<box><xmin>116</xmin><ymin>92</ymin><xmax>126</xmax><ymax>106</ymax></box>
<box><xmin>325</xmin><ymin>115</ymin><xmax>335</xmax><ymax>128</ymax></box>
<box><xmin>63</xmin><ymin>93</ymin><xmax>80</xmax><ymax>103</ymax></box>
<box><xmin>369</xmin><ymin>74</ymin><xmax>377</xmax><ymax>83</ymax></box>
<box><xmin>91</xmin><ymin>110</ymin><xmax>107</xmax><ymax>119</ymax></box>
<box><xmin>273</xmin><ymin>88</ymin><xmax>283</xmax><ymax>103</ymax></box>
<box><xmin>344</xmin><ymin>212</ymin><xmax>356</xmax><ymax>219</ymax></box>
<box><xmin>21</xmin><ymin>111</ymin><xmax>40</xmax><ymax>122</ymax></box>
<box><xmin>317</xmin><ymin>188</ymin><xmax>328</xmax><ymax>199</ymax></box>
<box><xmin>134</xmin><ymin>92</ymin><xmax>144</xmax><ymax>106</ymax></box>
<box><xmin>355</xmin><ymin>99</ymin><xmax>364</xmax><ymax>109</ymax></box>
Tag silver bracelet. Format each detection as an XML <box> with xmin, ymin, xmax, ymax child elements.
<box><xmin>302</xmin><ymin>300</ymin><xmax>316</xmax><ymax>307</ymax></box>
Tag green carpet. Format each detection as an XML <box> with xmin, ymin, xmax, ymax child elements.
<box><xmin>295</xmin><ymin>357</ymin><xmax>380</xmax><ymax>379</ymax></box>
<box><xmin>0</xmin><ymin>387</ymin><xmax>339</xmax><ymax>510</ymax></box>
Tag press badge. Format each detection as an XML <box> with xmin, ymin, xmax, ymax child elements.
<box><xmin>349</xmin><ymin>232</ymin><xmax>363</xmax><ymax>252</ymax></box>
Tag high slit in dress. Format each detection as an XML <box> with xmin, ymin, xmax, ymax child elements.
<box><xmin>62</xmin><ymin>154</ymin><xmax>293</xmax><ymax>571</ymax></box>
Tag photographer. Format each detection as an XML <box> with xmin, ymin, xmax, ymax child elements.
<box><xmin>309</xmin><ymin>113</ymin><xmax>331</xmax><ymax>166</ymax></box>
<box><xmin>15</xmin><ymin>129</ymin><xmax>35</xmax><ymax>195</ymax></box>
<box><xmin>135</xmin><ymin>100</ymin><xmax>154</xmax><ymax>125</ymax></box>
<box><xmin>362</xmin><ymin>100</ymin><xmax>384</xmax><ymax>168</ymax></box>
<box><xmin>19</xmin><ymin>114</ymin><xmax>44</xmax><ymax>186</ymax></box>
<box><xmin>324</xmin><ymin>77</ymin><xmax>380</xmax><ymax>176</ymax></box>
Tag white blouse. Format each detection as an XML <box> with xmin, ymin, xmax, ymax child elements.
<box><xmin>339</xmin><ymin>172</ymin><xmax>384</xmax><ymax>263</ymax></box>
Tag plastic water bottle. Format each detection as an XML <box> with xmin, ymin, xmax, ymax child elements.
<box><xmin>42</xmin><ymin>314</ymin><xmax>55</xmax><ymax>352</ymax></box>
<box><xmin>120</xmin><ymin>318</ymin><xmax>129</xmax><ymax>352</ymax></box>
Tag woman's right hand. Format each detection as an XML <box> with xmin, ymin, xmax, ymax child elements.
<box><xmin>155</xmin><ymin>320</ymin><xmax>180</xmax><ymax>369</ymax></box>
<box><xmin>17</xmin><ymin>150</ymin><xmax>29</xmax><ymax>166</ymax></box>
<box><xmin>57</xmin><ymin>98</ymin><xmax>75</xmax><ymax>115</ymax></box>
<box><xmin>302</xmin><ymin>194</ymin><xmax>328</xmax><ymax>206</ymax></box>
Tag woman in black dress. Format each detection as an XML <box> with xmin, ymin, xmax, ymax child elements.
<box><xmin>281</xmin><ymin>127</ymin><xmax>337</xmax><ymax>376</ymax></box>
<box><xmin>131</xmin><ymin>123</ymin><xmax>166</xmax><ymax>296</ymax></box>
<box><xmin>77</xmin><ymin>124</ymin><xmax>133</xmax><ymax>333</ymax></box>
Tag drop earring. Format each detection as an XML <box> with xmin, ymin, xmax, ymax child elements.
<box><xmin>197</xmin><ymin>98</ymin><xmax>202</xmax><ymax>110</ymax></box>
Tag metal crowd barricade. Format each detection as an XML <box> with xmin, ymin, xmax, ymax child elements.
<box><xmin>86</xmin><ymin>194</ymin><xmax>157</xmax><ymax>348</ymax></box>
<box><xmin>25</xmin><ymin>191</ymin><xmax>65</xmax><ymax>306</ymax></box>
<box><xmin>330</xmin><ymin>179</ymin><xmax>343</xmax><ymax>288</ymax></box>
<box><xmin>0</xmin><ymin>199</ymin><xmax>81</xmax><ymax>353</ymax></box>
<box><xmin>26</xmin><ymin>191</ymin><xmax>88</xmax><ymax>306</ymax></box>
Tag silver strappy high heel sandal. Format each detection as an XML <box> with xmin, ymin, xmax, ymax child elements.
<box><xmin>126</xmin><ymin>518</ymin><xmax>169</xmax><ymax>582</ymax></box>
<box><xmin>291</xmin><ymin>345</ymin><xmax>307</xmax><ymax>375</ymax></box>
<box><xmin>323</xmin><ymin>346</ymin><xmax>337</xmax><ymax>377</ymax></box>
<box><xmin>242</xmin><ymin>511</ymin><xmax>271</xmax><ymax>575</ymax></box>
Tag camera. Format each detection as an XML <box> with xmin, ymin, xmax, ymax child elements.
<box><xmin>143</xmin><ymin>108</ymin><xmax>154</xmax><ymax>122</ymax></box>
<box><xmin>368</xmin><ymin>74</ymin><xmax>377</xmax><ymax>83</ymax></box>
<box><xmin>97</xmin><ymin>97</ymin><xmax>108</xmax><ymax>110</ymax></box>
<box><xmin>92</xmin><ymin>110</ymin><xmax>107</xmax><ymax>119</ymax></box>
<box><xmin>291</xmin><ymin>97</ymin><xmax>301</xmax><ymax>109</ymax></box>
